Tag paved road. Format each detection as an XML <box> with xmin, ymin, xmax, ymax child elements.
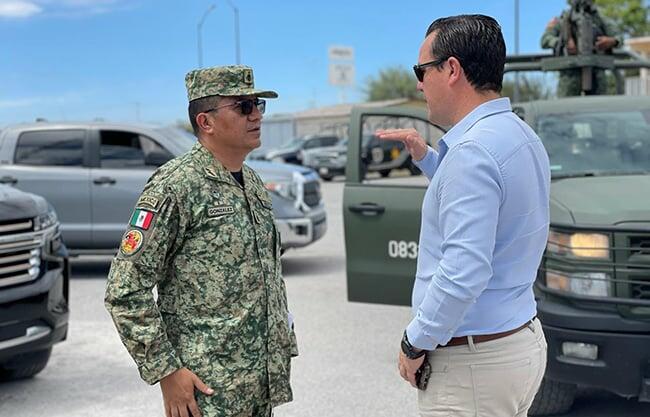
<box><xmin>1</xmin><ymin>180</ymin><xmax>648</xmax><ymax>416</ymax></box>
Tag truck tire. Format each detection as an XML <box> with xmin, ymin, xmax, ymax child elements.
<box><xmin>528</xmin><ymin>377</ymin><xmax>577</xmax><ymax>416</ymax></box>
<box><xmin>0</xmin><ymin>348</ymin><xmax>52</xmax><ymax>380</ymax></box>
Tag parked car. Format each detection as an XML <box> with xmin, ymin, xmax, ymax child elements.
<box><xmin>361</xmin><ymin>134</ymin><xmax>423</xmax><ymax>178</ymax></box>
<box><xmin>0</xmin><ymin>185</ymin><xmax>69</xmax><ymax>380</ymax></box>
<box><xmin>303</xmin><ymin>133</ymin><xmax>428</xmax><ymax>181</ymax></box>
<box><xmin>252</xmin><ymin>135</ymin><xmax>340</xmax><ymax>165</ymax></box>
<box><xmin>343</xmin><ymin>97</ymin><xmax>650</xmax><ymax>415</ymax></box>
<box><xmin>302</xmin><ymin>138</ymin><xmax>348</xmax><ymax>181</ymax></box>
<box><xmin>0</xmin><ymin>122</ymin><xmax>326</xmax><ymax>254</ymax></box>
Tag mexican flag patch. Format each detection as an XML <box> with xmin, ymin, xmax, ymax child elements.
<box><xmin>130</xmin><ymin>209</ymin><xmax>154</xmax><ymax>230</ymax></box>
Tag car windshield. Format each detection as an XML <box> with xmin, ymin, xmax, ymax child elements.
<box><xmin>536</xmin><ymin>109</ymin><xmax>650</xmax><ymax>178</ymax></box>
<box><xmin>155</xmin><ymin>127</ymin><xmax>197</xmax><ymax>152</ymax></box>
<box><xmin>279</xmin><ymin>138</ymin><xmax>303</xmax><ymax>149</ymax></box>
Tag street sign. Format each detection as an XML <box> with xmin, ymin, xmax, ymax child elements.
<box><xmin>328</xmin><ymin>46</ymin><xmax>354</xmax><ymax>61</ymax></box>
<box><xmin>329</xmin><ymin>63</ymin><xmax>355</xmax><ymax>86</ymax></box>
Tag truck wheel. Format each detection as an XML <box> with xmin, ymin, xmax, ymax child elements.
<box><xmin>407</xmin><ymin>162</ymin><xmax>421</xmax><ymax>175</ymax></box>
<box><xmin>0</xmin><ymin>348</ymin><xmax>52</xmax><ymax>380</ymax></box>
<box><xmin>528</xmin><ymin>377</ymin><xmax>577</xmax><ymax>416</ymax></box>
<box><xmin>379</xmin><ymin>169</ymin><xmax>391</xmax><ymax>177</ymax></box>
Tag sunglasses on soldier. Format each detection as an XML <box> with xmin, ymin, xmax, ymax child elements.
<box><xmin>204</xmin><ymin>98</ymin><xmax>266</xmax><ymax>116</ymax></box>
<box><xmin>413</xmin><ymin>57</ymin><xmax>448</xmax><ymax>82</ymax></box>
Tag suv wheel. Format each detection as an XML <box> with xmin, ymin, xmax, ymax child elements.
<box><xmin>528</xmin><ymin>377</ymin><xmax>577</xmax><ymax>416</ymax></box>
<box><xmin>0</xmin><ymin>348</ymin><xmax>52</xmax><ymax>380</ymax></box>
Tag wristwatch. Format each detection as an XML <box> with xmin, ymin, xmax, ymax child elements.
<box><xmin>401</xmin><ymin>330</ymin><xmax>426</xmax><ymax>359</ymax></box>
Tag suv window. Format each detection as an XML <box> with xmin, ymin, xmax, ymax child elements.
<box><xmin>15</xmin><ymin>130</ymin><xmax>85</xmax><ymax>166</ymax></box>
<box><xmin>321</xmin><ymin>137</ymin><xmax>339</xmax><ymax>147</ymax></box>
<box><xmin>100</xmin><ymin>130</ymin><xmax>173</xmax><ymax>168</ymax></box>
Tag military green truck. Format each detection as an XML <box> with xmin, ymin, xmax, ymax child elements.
<box><xmin>343</xmin><ymin>93</ymin><xmax>650</xmax><ymax>414</ymax></box>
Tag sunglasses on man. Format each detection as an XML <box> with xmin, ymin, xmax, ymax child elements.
<box><xmin>204</xmin><ymin>98</ymin><xmax>266</xmax><ymax>116</ymax></box>
<box><xmin>413</xmin><ymin>57</ymin><xmax>448</xmax><ymax>82</ymax></box>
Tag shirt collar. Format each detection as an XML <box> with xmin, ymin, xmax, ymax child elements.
<box><xmin>439</xmin><ymin>97</ymin><xmax>512</xmax><ymax>149</ymax></box>
<box><xmin>191</xmin><ymin>141</ymin><xmax>255</xmax><ymax>189</ymax></box>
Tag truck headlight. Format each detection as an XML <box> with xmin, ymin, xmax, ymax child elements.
<box><xmin>547</xmin><ymin>230</ymin><xmax>610</xmax><ymax>259</ymax></box>
<box><xmin>265</xmin><ymin>182</ymin><xmax>294</xmax><ymax>199</ymax></box>
<box><xmin>34</xmin><ymin>207</ymin><xmax>58</xmax><ymax>231</ymax></box>
<box><xmin>546</xmin><ymin>270</ymin><xmax>611</xmax><ymax>297</ymax></box>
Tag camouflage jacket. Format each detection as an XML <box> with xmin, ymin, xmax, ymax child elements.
<box><xmin>540</xmin><ymin>9</ymin><xmax>622</xmax><ymax>54</ymax></box>
<box><xmin>105</xmin><ymin>142</ymin><xmax>295</xmax><ymax>416</ymax></box>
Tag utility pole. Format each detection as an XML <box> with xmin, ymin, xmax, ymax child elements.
<box><xmin>197</xmin><ymin>4</ymin><xmax>216</xmax><ymax>68</ymax></box>
<box><xmin>514</xmin><ymin>0</ymin><xmax>521</xmax><ymax>102</ymax></box>
<box><xmin>226</xmin><ymin>0</ymin><xmax>241</xmax><ymax>64</ymax></box>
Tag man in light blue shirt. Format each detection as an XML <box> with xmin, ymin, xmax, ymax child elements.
<box><xmin>377</xmin><ymin>15</ymin><xmax>550</xmax><ymax>417</ymax></box>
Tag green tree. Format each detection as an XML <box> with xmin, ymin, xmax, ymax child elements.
<box><xmin>501</xmin><ymin>75</ymin><xmax>554</xmax><ymax>102</ymax></box>
<box><xmin>363</xmin><ymin>66</ymin><xmax>421</xmax><ymax>101</ymax></box>
<box><xmin>595</xmin><ymin>0</ymin><xmax>649</xmax><ymax>37</ymax></box>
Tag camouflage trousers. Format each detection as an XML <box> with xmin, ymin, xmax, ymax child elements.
<box><xmin>231</xmin><ymin>403</ymin><xmax>273</xmax><ymax>417</ymax></box>
<box><xmin>557</xmin><ymin>69</ymin><xmax>608</xmax><ymax>97</ymax></box>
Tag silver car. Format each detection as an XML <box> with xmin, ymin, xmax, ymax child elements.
<box><xmin>0</xmin><ymin>122</ymin><xmax>326</xmax><ymax>254</ymax></box>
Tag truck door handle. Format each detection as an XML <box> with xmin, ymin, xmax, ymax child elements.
<box><xmin>0</xmin><ymin>176</ymin><xmax>17</xmax><ymax>185</ymax></box>
<box><xmin>93</xmin><ymin>176</ymin><xmax>116</xmax><ymax>185</ymax></box>
<box><xmin>349</xmin><ymin>203</ymin><xmax>385</xmax><ymax>216</ymax></box>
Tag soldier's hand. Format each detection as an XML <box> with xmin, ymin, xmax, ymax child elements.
<box><xmin>375</xmin><ymin>129</ymin><xmax>428</xmax><ymax>162</ymax></box>
<box><xmin>160</xmin><ymin>368</ymin><xmax>214</xmax><ymax>417</ymax></box>
<box><xmin>567</xmin><ymin>37</ymin><xmax>577</xmax><ymax>55</ymax></box>
<box><xmin>596</xmin><ymin>36</ymin><xmax>617</xmax><ymax>51</ymax></box>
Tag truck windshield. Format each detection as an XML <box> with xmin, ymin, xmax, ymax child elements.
<box><xmin>154</xmin><ymin>127</ymin><xmax>197</xmax><ymax>152</ymax></box>
<box><xmin>537</xmin><ymin>109</ymin><xmax>650</xmax><ymax>178</ymax></box>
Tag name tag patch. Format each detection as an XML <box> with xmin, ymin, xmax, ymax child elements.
<box><xmin>207</xmin><ymin>206</ymin><xmax>235</xmax><ymax>218</ymax></box>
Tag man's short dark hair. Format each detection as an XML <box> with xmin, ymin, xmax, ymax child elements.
<box><xmin>425</xmin><ymin>14</ymin><xmax>506</xmax><ymax>93</ymax></box>
<box><xmin>188</xmin><ymin>95</ymin><xmax>221</xmax><ymax>135</ymax></box>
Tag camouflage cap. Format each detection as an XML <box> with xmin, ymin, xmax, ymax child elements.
<box><xmin>185</xmin><ymin>65</ymin><xmax>278</xmax><ymax>102</ymax></box>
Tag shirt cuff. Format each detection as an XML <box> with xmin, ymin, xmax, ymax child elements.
<box><xmin>413</xmin><ymin>147</ymin><xmax>436</xmax><ymax>178</ymax></box>
<box><xmin>406</xmin><ymin>320</ymin><xmax>438</xmax><ymax>351</ymax></box>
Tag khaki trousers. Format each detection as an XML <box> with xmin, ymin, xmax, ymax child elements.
<box><xmin>418</xmin><ymin>318</ymin><xmax>547</xmax><ymax>417</ymax></box>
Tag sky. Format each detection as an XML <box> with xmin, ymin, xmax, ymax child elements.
<box><xmin>0</xmin><ymin>0</ymin><xmax>572</xmax><ymax>127</ymax></box>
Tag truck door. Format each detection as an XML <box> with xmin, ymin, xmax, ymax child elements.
<box><xmin>89</xmin><ymin>129</ymin><xmax>173</xmax><ymax>249</ymax></box>
<box><xmin>0</xmin><ymin>129</ymin><xmax>91</xmax><ymax>248</ymax></box>
<box><xmin>343</xmin><ymin>106</ymin><xmax>445</xmax><ymax>305</ymax></box>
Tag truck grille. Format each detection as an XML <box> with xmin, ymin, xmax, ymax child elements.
<box><xmin>629</xmin><ymin>236</ymin><xmax>650</xmax><ymax>256</ymax></box>
<box><xmin>631</xmin><ymin>282</ymin><xmax>650</xmax><ymax>300</ymax></box>
<box><xmin>0</xmin><ymin>218</ymin><xmax>33</xmax><ymax>237</ymax></box>
<box><xmin>303</xmin><ymin>181</ymin><xmax>321</xmax><ymax>208</ymax></box>
<box><xmin>0</xmin><ymin>219</ymin><xmax>42</xmax><ymax>288</ymax></box>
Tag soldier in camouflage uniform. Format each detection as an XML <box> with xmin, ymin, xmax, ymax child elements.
<box><xmin>105</xmin><ymin>65</ymin><xmax>297</xmax><ymax>417</ymax></box>
<box><xmin>541</xmin><ymin>0</ymin><xmax>622</xmax><ymax>96</ymax></box>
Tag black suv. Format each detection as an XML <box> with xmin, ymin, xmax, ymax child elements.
<box><xmin>0</xmin><ymin>185</ymin><xmax>69</xmax><ymax>380</ymax></box>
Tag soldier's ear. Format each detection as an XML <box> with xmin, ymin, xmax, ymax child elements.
<box><xmin>196</xmin><ymin>113</ymin><xmax>213</xmax><ymax>134</ymax></box>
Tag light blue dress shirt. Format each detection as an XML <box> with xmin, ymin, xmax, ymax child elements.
<box><xmin>406</xmin><ymin>97</ymin><xmax>550</xmax><ymax>351</ymax></box>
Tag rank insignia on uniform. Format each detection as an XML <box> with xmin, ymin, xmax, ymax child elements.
<box><xmin>243</xmin><ymin>69</ymin><xmax>253</xmax><ymax>85</ymax></box>
<box><xmin>207</xmin><ymin>206</ymin><xmax>235</xmax><ymax>218</ymax></box>
<box><xmin>130</xmin><ymin>209</ymin><xmax>155</xmax><ymax>230</ymax></box>
<box><xmin>120</xmin><ymin>230</ymin><xmax>144</xmax><ymax>256</ymax></box>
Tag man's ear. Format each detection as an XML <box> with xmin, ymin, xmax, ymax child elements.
<box><xmin>447</xmin><ymin>57</ymin><xmax>463</xmax><ymax>86</ymax></box>
<box><xmin>196</xmin><ymin>113</ymin><xmax>213</xmax><ymax>134</ymax></box>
